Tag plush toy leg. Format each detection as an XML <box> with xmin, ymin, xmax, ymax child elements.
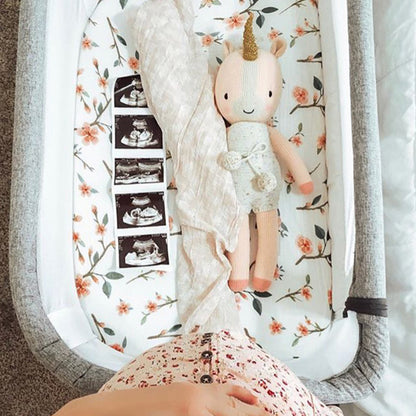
<box><xmin>227</xmin><ymin>213</ymin><xmax>250</xmax><ymax>292</ymax></box>
<box><xmin>251</xmin><ymin>209</ymin><xmax>278</xmax><ymax>292</ymax></box>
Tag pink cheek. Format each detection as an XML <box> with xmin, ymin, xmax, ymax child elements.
<box><xmin>265</xmin><ymin>103</ymin><xmax>273</xmax><ymax>113</ymax></box>
<box><xmin>221</xmin><ymin>102</ymin><xmax>232</xmax><ymax>116</ymax></box>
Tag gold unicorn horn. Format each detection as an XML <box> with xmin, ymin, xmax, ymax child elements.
<box><xmin>243</xmin><ymin>12</ymin><xmax>258</xmax><ymax>61</ymax></box>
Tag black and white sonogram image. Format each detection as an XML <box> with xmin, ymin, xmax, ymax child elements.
<box><xmin>114</xmin><ymin>74</ymin><xmax>147</xmax><ymax>108</ymax></box>
<box><xmin>118</xmin><ymin>234</ymin><xmax>169</xmax><ymax>268</ymax></box>
<box><xmin>115</xmin><ymin>115</ymin><xmax>163</xmax><ymax>150</ymax></box>
<box><xmin>115</xmin><ymin>192</ymin><xmax>166</xmax><ymax>229</ymax></box>
<box><xmin>114</xmin><ymin>158</ymin><xmax>164</xmax><ymax>185</ymax></box>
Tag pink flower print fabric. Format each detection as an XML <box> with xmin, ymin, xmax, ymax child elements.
<box><xmin>99</xmin><ymin>330</ymin><xmax>343</xmax><ymax>416</ymax></box>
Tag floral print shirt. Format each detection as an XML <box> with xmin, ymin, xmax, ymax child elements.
<box><xmin>100</xmin><ymin>329</ymin><xmax>343</xmax><ymax>416</ymax></box>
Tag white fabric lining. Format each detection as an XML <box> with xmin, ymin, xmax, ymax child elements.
<box><xmin>319</xmin><ymin>0</ymin><xmax>355</xmax><ymax>319</ymax></box>
<box><xmin>38</xmin><ymin>0</ymin><xmax>93</xmax><ymax>342</ymax></box>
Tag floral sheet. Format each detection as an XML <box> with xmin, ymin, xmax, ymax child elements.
<box><xmin>71</xmin><ymin>0</ymin><xmax>353</xmax><ymax>375</ymax></box>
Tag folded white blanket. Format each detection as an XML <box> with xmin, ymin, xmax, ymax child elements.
<box><xmin>133</xmin><ymin>0</ymin><xmax>242</xmax><ymax>333</ymax></box>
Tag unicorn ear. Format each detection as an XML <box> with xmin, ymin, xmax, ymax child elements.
<box><xmin>270</xmin><ymin>37</ymin><xmax>287</xmax><ymax>59</ymax></box>
<box><xmin>223</xmin><ymin>40</ymin><xmax>234</xmax><ymax>58</ymax></box>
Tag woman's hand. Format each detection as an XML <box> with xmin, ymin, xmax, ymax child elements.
<box><xmin>174</xmin><ymin>382</ymin><xmax>268</xmax><ymax>416</ymax></box>
<box><xmin>52</xmin><ymin>381</ymin><xmax>268</xmax><ymax>416</ymax></box>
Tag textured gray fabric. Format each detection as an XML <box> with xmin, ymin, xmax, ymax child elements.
<box><xmin>301</xmin><ymin>0</ymin><xmax>389</xmax><ymax>403</ymax></box>
<box><xmin>9</xmin><ymin>0</ymin><xmax>389</xmax><ymax>406</ymax></box>
<box><xmin>302</xmin><ymin>315</ymin><xmax>389</xmax><ymax>404</ymax></box>
<box><xmin>347</xmin><ymin>1</ymin><xmax>386</xmax><ymax>301</ymax></box>
<box><xmin>1</xmin><ymin>2</ymin><xmax>81</xmax><ymax>415</ymax></box>
<box><xmin>9</xmin><ymin>0</ymin><xmax>114</xmax><ymax>395</ymax></box>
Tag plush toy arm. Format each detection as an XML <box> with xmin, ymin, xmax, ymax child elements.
<box><xmin>268</xmin><ymin>126</ymin><xmax>313</xmax><ymax>194</ymax></box>
<box><xmin>220</xmin><ymin>150</ymin><xmax>242</xmax><ymax>171</ymax></box>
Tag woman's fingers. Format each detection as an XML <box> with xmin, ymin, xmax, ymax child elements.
<box><xmin>208</xmin><ymin>394</ymin><xmax>268</xmax><ymax>416</ymax></box>
<box><xmin>227</xmin><ymin>396</ymin><xmax>268</xmax><ymax>416</ymax></box>
<box><xmin>186</xmin><ymin>383</ymin><xmax>268</xmax><ymax>416</ymax></box>
<box><xmin>223</xmin><ymin>384</ymin><xmax>259</xmax><ymax>405</ymax></box>
<box><xmin>195</xmin><ymin>409</ymin><xmax>214</xmax><ymax>416</ymax></box>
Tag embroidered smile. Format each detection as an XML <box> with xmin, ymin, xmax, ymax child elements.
<box><xmin>243</xmin><ymin>109</ymin><xmax>254</xmax><ymax>114</ymax></box>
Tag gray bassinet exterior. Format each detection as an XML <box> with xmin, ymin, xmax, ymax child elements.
<box><xmin>9</xmin><ymin>0</ymin><xmax>389</xmax><ymax>404</ymax></box>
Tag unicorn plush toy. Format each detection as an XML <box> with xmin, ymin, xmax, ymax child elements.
<box><xmin>214</xmin><ymin>13</ymin><xmax>313</xmax><ymax>293</ymax></box>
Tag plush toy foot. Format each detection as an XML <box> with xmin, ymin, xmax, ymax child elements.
<box><xmin>251</xmin><ymin>277</ymin><xmax>272</xmax><ymax>292</ymax></box>
<box><xmin>299</xmin><ymin>181</ymin><xmax>314</xmax><ymax>195</ymax></box>
<box><xmin>228</xmin><ymin>279</ymin><xmax>249</xmax><ymax>292</ymax></box>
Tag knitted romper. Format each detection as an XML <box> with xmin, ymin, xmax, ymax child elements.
<box><xmin>227</xmin><ymin>121</ymin><xmax>283</xmax><ymax>214</ymax></box>
<box><xmin>99</xmin><ymin>329</ymin><xmax>343</xmax><ymax>416</ymax></box>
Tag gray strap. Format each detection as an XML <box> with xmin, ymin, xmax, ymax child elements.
<box><xmin>344</xmin><ymin>297</ymin><xmax>388</xmax><ymax>317</ymax></box>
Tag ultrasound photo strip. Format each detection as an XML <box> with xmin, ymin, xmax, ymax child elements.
<box><xmin>111</xmin><ymin>74</ymin><xmax>171</xmax><ymax>271</ymax></box>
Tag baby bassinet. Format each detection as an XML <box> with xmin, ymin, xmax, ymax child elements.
<box><xmin>10</xmin><ymin>0</ymin><xmax>388</xmax><ymax>406</ymax></box>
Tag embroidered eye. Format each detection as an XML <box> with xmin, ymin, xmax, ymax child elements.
<box><xmin>269</xmin><ymin>91</ymin><xmax>273</xmax><ymax>97</ymax></box>
<box><xmin>224</xmin><ymin>93</ymin><xmax>228</xmax><ymax>100</ymax></box>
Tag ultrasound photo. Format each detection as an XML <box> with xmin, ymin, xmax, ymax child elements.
<box><xmin>118</xmin><ymin>234</ymin><xmax>169</xmax><ymax>268</ymax></box>
<box><xmin>115</xmin><ymin>192</ymin><xmax>166</xmax><ymax>229</ymax></box>
<box><xmin>113</xmin><ymin>75</ymin><xmax>147</xmax><ymax>108</ymax></box>
<box><xmin>115</xmin><ymin>115</ymin><xmax>163</xmax><ymax>150</ymax></box>
<box><xmin>114</xmin><ymin>158</ymin><xmax>164</xmax><ymax>185</ymax></box>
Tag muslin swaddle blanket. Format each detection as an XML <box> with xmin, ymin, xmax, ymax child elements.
<box><xmin>133</xmin><ymin>0</ymin><xmax>242</xmax><ymax>334</ymax></box>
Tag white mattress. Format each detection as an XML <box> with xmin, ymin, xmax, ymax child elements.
<box><xmin>38</xmin><ymin>0</ymin><xmax>359</xmax><ymax>380</ymax></box>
